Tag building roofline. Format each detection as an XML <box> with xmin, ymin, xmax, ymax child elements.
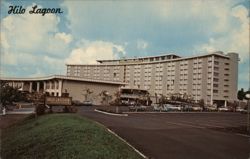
<box><xmin>66</xmin><ymin>51</ymin><xmax>231</xmax><ymax>66</ymax></box>
<box><xmin>0</xmin><ymin>75</ymin><xmax>127</xmax><ymax>85</ymax></box>
<box><xmin>96</xmin><ymin>53</ymin><xmax>181</xmax><ymax>62</ymax></box>
<box><xmin>121</xmin><ymin>87</ymin><xmax>148</xmax><ymax>91</ymax></box>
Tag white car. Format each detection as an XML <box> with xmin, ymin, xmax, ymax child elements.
<box><xmin>82</xmin><ymin>101</ymin><xmax>92</xmax><ymax>106</ymax></box>
<box><xmin>192</xmin><ymin>106</ymin><xmax>202</xmax><ymax>111</ymax></box>
<box><xmin>153</xmin><ymin>105</ymin><xmax>162</xmax><ymax>111</ymax></box>
<box><xmin>206</xmin><ymin>107</ymin><xmax>217</xmax><ymax>111</ymax></box>
<box><xmin>164</xmin><ymin>104</ymin><xmax>181</xmax><ymax>111</ymax></box>
<box><xmin>218</xmin><ymin>107</ymin><xmax>229</xmax><ymax>112</ymax></box>
<box><xmin>236</xmin><ymin>107</ymin><xmax>245</xmax><ymax>112</ymax></box>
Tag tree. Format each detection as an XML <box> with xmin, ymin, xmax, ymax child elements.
<box><xmin>82</xmin><ymin>88</ymin><xmax>93</xmax><ymax>101</ymax></box>
<box><xmin>99</xmin><ymin>90</ymin><xmax>112</xmax><ymax>105</ymax></box>
<box><xmin>0</xmin><ymin>81</ymin><xmax>24</xmax><ymax>108</ymax></box>
<box><xmin>237</xmin><ymin>88</ymin><xmax>245</xmax><ymax>101</ymax></box>
<box><xmin>112</xmin><ymin>91</ymin><xmax>122</xmax><ymax>105</ymax></box>
<box><xmin>199</xmin><ymin>99</ymin><xmax>205</xmax><ymax>111</ymax></box>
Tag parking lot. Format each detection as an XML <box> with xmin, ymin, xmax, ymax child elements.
<box><xmin>78</xmin><ymin>107</ymin><xmax>250</xmax><ymax>159</ymax></box>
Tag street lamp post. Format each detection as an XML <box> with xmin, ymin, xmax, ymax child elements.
<box><xmin>245</xmin><ymin>93</ymin><xmax>250</xmax><ymax>134</ymax></box>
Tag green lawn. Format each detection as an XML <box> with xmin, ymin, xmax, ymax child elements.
<box><xmin>1</xmin><ymin>114</ymin><xmax>142</xmax><ymax>159</ymax></box>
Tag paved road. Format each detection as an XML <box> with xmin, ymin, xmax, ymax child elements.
<box><xmin>78</xmin><ymin>107</ymin><xmax>250</xmax><ymax>159</ymax></box>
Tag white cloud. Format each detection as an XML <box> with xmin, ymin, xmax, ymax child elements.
<box><xmin>1</xmin><ymin>4</ymin><xmax>72</xmax><ymax>76</ymax></box>
<box><xmin>55</xmin><ymin>32</ymin><xmax>73</xmax><ymax>44</ymax></box>
<box><xmin>0</xmin><ymin>32</ymin><xmax>10</xmax><ymax>49</ymax></box>
<box><xmin>193</xmin><ymin>5</ymin><xmax>249</xmax><ymax>61</ymax></box>
<box><xmin>153</xmin><ymin>0</ymin><xmax>241</xmax><ymax>34</ymax></box>
<box><xmin>65</xmin><ymin>40</ymin><xmax>126</xmax><ymax>64</ymax></box>
<box><xmin>137</xmin><ymin>39</ymin><xmax>148</xmax><ymax>50</ymax></box>
<box><xmin>1</xmin><ymin>5</ymin><xmax>60</xmax><ymax>53</ymax></box>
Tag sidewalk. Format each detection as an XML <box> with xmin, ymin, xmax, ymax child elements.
<box><xmin>1</xmin><ymin>108</ymin><xmax>35</xmax><ymax>115</ymax></box>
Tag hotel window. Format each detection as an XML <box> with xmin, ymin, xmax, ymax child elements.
<box><xmin>213</xmin><ymin>90</ymin><xmax>218</xmax><ymax>93</ymax></box>
<box><xmin>213</xmin><ymin>84</ymin><xmax>218</xmax><ymax>87</ymax></box>
<box><xmin>214</xmin><ymin>61</ymin><xmax>219</xmax><ymax>65</ymax></box>
<box><xmin>213</xmin><ymin>78</ymin><xmax>219</xmax><ymax>82</ymax></box>
<box><xmin>214</xmin><ymin>67</ymin><xmax>219</xmax><ymax>71</ymax></box>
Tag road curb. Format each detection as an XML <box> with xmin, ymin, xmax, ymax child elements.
<box><xmin>5</xmin><ymin>111</ymin><xmax>35</xmax><ymax>115</ymax></box>
<box><xmin>124</xmin><ymin>111</ymin><xmax>231</xmax><ymax>114</ymax></box>
<box><xmin>94</xmin><ymin>109</ymin><xmax>128</xmax><ymax>116</ymax></box>
<box><xmin>106</xmin><ymin>128</ymin><xmax>148</xmax><ymax>159</ymax></box>
<box><xmin>92</xmin><ymin>121</ymin><xmax>147</xmax><ymax>159</ymax></box>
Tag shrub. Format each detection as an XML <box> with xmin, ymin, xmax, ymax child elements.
<box><xmin>35</xmin><ymin>104</ymin><xmax>46</xmax><ymax>115</ymax></box>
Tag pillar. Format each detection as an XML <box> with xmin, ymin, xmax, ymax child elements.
<box><xmin>49</xmin><ymin>81</ymin><xmax>52</xmax><ymax>95</ymax></box>
<box><xmin>224</xmin><ymin>100</ymin><xmax>227</xmax><ymax>107</ymax></box>
<box><xmin>29</xmin><ymin>82</ymin><xmax>32</xmax><ymax>93</ymax></box>
<box><xmin>37</xmin><ymin>82</ymin><xmax>40</xmax><ymax>92</ymax></box>
<box><xmin>21</xmin><ymin>82</ymin><xmax>24</xmax><ymax>91</ymax></box>
<box><xmin>43</xmin><ymin>81</ymin><xmax>46</xmax><ymax>91</ymax></box>
<box><xmin>54</xmin><ymin>81</ymin><xmax>57</xmax><ymax>96</ymax></box>
<box><xmin>49</xmin><ymin>81</ymin><xmax>52</xmax><ymax>89</ymax></box>
<box><xmin>58</xmin><ymin>80</ymin><xmax>62</xmax><ymax>96</ymax></box>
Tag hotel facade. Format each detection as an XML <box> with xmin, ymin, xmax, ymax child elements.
<box><xmin>66</xmin><ymin>51</ymin><xmax>239</xmax><ymax>105</ymax></box>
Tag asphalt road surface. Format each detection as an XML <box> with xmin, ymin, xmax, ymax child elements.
<box><xmin>78</xmin><ymin>107</ymin><xmax>250</xmax><ymax>159</ymax></box>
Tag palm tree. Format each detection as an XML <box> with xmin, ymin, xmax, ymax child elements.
<box><xmin>99</xmin><ymin>90</ymin><xmax>112</xmax><ymax>105</ymax></box>
<box><xmin>82</xmin><ymin>88</ymin><xmax>93</xmax><ymax>101</ymax></box>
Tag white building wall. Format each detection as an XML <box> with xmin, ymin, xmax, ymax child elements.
<box><xmin>66</xmin><ymin>52</ymin><xmax>239</xmax><ymax>105</ymax></box>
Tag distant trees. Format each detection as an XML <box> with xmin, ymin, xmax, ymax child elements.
<box><xmin>237</xmin><ymin>88</ymin><xmax>246</xmax><ymax>101</ymax></box>
<box><xmin>0</xmin><ymin>81</ymin><xmax>25</xmax><ymax>107</ymax></box>
<box><xmin>237</xmin><ymin>88</ymin><xmax>250</xmax><ymax>100</ymax></box>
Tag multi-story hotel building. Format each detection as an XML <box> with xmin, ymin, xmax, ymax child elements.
<box><xmin>66</xmin><ymin>51</ymin><xmax>239</xmax><ymax>105</ymax></box>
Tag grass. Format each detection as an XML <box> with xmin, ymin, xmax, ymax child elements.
<box><xmin>1</xmin><ymin>114</ymin><xmax>142</xmax><ymax>159</ymax></box>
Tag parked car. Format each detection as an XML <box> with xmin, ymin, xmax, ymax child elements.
<box><xmin>164</xmin><ymin>104</ymin><xmax>181</xmax><ymax>111</ymax></box>
<box><xmin>183</xmin><ymin>105</ymin><xmax>193</xmax><ymax>111</ymax></box>
<box><xmin>240</xmin><ymin>109</ymin><xmax>250</xmax><ymax>114</ymax></box>
<box><xmin>153</xmin><ymin>104</ymin><xmax>162</xmax><ymax>111</ymax></box>
<box><xmin>205</xmin><ymin>106</ymin><xmax>217</xmax><ymax>111</ymax></box>
<box><xmin>236</xmin><ymin>107</ymin><xmax>245</xmax><ymax>112</ymax></box>
<box><xmin>192</xmin><ymin>106</ymin><xmax>202</xmax><ymax>111</ymax></box>
<box><xmin>129</xmin><ymin>105</ymin><xmax>147</xmax><ymax>111</ymax></box>
<box><xmin>82</xmin><ymin>101</ymin><xmax>92</xmax><ymax>106</ymax></box>
<box><xmin>218</xmin><ymin>107</ymin><xmax>229</xmax><ymax>112</ymax></box>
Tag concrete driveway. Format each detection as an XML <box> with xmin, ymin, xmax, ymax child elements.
<box><xmin>78</xmin><ymin>107</ymin><xmax>250</xmax><ymax>159</ymax></box>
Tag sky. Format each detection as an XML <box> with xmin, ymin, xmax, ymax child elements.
<box><xmin>0</xmin><ymin>0</ymin><xmax>249</xmax><ymax>90</ymax></box>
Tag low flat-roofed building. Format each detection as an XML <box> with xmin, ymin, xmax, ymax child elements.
<box><xmin>0</xmin><ymin>75</ymin><xmax>126</xmax><ymax>105</ymax></box>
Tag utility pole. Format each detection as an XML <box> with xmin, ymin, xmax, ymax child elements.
<box><xmin>246</xmin><ymin>93</ymin><xmax>250</xmax><ymax>134</ymax></box>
